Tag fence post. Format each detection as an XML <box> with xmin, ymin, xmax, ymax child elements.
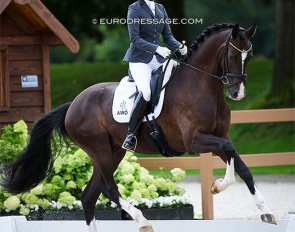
<box><xmin>200</xmin><ymin>152</ymin><xmax>214</xmax><ymax>219</ymax></box>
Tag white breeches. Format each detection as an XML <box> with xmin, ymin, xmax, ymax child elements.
<box><xmin>129</xmin><ymin>56</ymin><xmax>163</xmax><ymax>101</ymax></box>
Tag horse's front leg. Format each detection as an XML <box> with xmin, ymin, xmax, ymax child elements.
<box><xmin>187</xmin><ymin>133</ymin><xmax>276</xmax><ymax>224</ymax></box>
<box><xmin>233</xmin><ymin>154</ymin><xmax>277</xmax><ymax>224</ymax></box>
<box><xmin>210</xmin><ymin>157</ymin><xmax>236</xmax><ymax>194</ymax></box>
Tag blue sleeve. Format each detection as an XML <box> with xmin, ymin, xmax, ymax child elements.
<box><xmin>160</xmin><ymin>5</ymin><xmax>181</xmax><ymax>50</ymax></box>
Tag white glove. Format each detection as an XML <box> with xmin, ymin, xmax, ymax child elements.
<box><xmin>156</xmin><ymin>46</ymin><xmax>171</xmax><ymax>58</ymax></box>
<box><xmin>179</xmin><ymin>44</ymin><xmax>187</xmax><ymax>55</ymax></box>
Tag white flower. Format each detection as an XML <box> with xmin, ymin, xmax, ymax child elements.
<box><xmin>127</xmin><ymin>198</ymin><xmax>139</xmax><ymax>206</ymax></box>
<box><xmin>141</xmin><ymin>198</ymin><xmax>153</xmax><ymax>208</ymax></box>
<box><xmin>56</xmin><ymin>202</ymin><xmax>64</xmax><ymax>209</ymax></box>
<box><xmin>111</xmin><ymin>202</ymin><xmax>118</xmax><ymax>208</ymax></box>
<box><xmin>73</xmin><ymin>200</ymin><xmax>82</xmax><ymax>207</ymax></box>
<box><xmin>34</xmin><ymin>204</ymin><xmax>39</xmax><ymax>211</ymax></box>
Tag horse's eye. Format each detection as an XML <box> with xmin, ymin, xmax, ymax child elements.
<box><xmin>229</xmin><ymin>55</ymin><xmax>237</xmax><ymax>61</ymax></box>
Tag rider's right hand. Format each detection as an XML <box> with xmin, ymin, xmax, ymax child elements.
<box><xmin>156</xmin><ymin>46</ymin><xmax>171</xmax><ymax>58</ymax></box>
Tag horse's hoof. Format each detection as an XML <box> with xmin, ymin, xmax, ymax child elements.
<box><xmin>139</xmin><ymin>225</ymin><xmax>154</xmax><ymax>232</ymax></box>
<box><xmin>261</xmin><ymin>214</ymin><xmax>277</xmax><ymax>225</ymax></box>
<box><xmin>210</xmin><ymin>181</ymin><xmax>220</xmax><ymax>194</ymax></box>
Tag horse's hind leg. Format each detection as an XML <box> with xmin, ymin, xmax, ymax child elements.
<box><xmin>97</xmin><ymin>150</ymin><xmax>154</xmax><ymax>232</ymax></box>
<box><xmin>81</xmin><ymin>164</ymin><xmax>102</xmax><ymax>232</ymax></box>
<box><xmin>119</xmin><ymin>198</ymin><xmax>154</xmax><ymax>232</ymax></box>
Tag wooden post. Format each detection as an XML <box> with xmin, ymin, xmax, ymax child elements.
<box><xmin>200</xmin><ymin>153</ymin><xmax>214</xmax><ymax>219</ymax></box>
<box><xmin>42</xmin><ymin>45</ymin><xmax>51</xmax><ymax>112</ymax></box>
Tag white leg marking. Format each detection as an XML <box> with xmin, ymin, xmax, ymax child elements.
<box><xmin>119</xmin><ymin>198</ymin><xmax>150</xmax><ymax>228</ymax></box>
<box><xmin>253</xmin><ymin>186</ymin><xmax>273</xmax><ymax>215</ymax></box>
<box><xmin>215</xmin><ymin>158</ymin><xmax>236</xmax><ymax>192</ymax></box>
<box><xmin>87</xmin><ymin>217</ymin><xmax>97</xmax><ymax>232</ymax></box>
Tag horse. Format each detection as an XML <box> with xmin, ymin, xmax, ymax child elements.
<box><xmin>1</xmin><ymin>23</ymin><xmax>276</xmax><ymax>232</ymax></box>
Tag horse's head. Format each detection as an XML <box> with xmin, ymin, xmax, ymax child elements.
<box><xmin>221</xmin><ymin>23</ymin><xmax>257</xmax><ymax>101</ymax></box>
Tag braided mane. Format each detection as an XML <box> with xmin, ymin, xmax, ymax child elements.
<box><xmin>182</xmin><ymin>23</ymin><xmax>234</xmax><ymax>62</ymax></box>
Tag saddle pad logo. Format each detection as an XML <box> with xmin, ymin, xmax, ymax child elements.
<box><xmin>117</xmin><ymin>100</ymin><xmax>128</xmax><ymax>115</ymax></box>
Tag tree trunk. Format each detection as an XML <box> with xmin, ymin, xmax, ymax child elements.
<box><xmin>272</xmin><ymin>0</ymin><xmax>294</xmax><ymax>106</ymax></box>
<box><xmin>159</xmin><ymin>0</ymin><xmax>189</xmax><ymax>44</ymax></box>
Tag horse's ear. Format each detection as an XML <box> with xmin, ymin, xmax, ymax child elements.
<box><xmin>231</xmin><ymin>23</ymin><xmax>240</xmax><ymax>39</ymax></box>
<box><xmin>246</xmin><ymin>23</ymin><xmax>257</xmax><ymax>39</ymax></box>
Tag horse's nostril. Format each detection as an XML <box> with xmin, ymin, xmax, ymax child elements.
<box><xmin>233</xmin><ymin>92</ymin><xmax>239</xmax><ymax>98</ymax></box>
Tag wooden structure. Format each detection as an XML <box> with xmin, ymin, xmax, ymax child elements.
<box><xmin>0</xmin><ymin>0</ymin><xmax>79</xmax><ymax>129</ymax></box>
<box><xmin>137</xmin><ymin>108</ymin><xmax>295</xmax><ymax>220</ymax></box>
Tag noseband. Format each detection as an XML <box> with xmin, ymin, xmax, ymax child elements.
<box><xmin>171</xmin><ymin>28</ymin><xmax>252</xmax><ymax>88</ymax></box>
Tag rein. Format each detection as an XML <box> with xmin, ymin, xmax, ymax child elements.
<box><xmin>172</xmin><ymin>58</ymin><xmax>229</xmax><ymax>84</ymax></box>
<box><xmin>155</xmin><ymin>29</ymin><xmax>252</xmax><ymax>99</ymax></box>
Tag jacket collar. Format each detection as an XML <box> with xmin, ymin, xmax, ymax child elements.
<box><xmin>140</xmin><ymin>0</ymin><xmax>157</xmax><ymax>18</ymax></box>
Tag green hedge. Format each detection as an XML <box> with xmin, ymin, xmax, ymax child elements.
<box><xmin>50</xmin><ymin>62</ymin><xmax>128</xmax><ymax>108</ymax></box>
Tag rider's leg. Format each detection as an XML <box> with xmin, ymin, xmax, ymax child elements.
<box><xmin>129</xmin><ymin>62</ymin><xmax>152</xmax><ymax>101</ymax></box>
<box><xmin>122</xmin><ymin>63</ymin><xmax>151</xmax><ymax>151</ymax></box>
<box><xmin>122</xmin><ymin>91</ymin><xmax>147</xmax><ymax>151</ymax></box>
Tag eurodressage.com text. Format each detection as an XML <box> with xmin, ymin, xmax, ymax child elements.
<box><xmin>93</xmin><ymin>18</ymin><xmax>203</xmax><ymax>25</ymax></box>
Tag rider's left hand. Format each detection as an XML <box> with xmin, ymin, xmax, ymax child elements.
<box><xmin>179</xmin><ymin>45</ymin><xmax>187</xmax><ymax>55</ymax></box>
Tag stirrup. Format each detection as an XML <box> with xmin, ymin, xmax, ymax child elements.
<box><xmin>122</xmin><ymin>134</ymin><xmax>138</xmax><ymax>152</ymax></box>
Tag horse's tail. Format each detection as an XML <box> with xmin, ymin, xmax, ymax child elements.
<box><xmin>0</xmin><ymin>102</ymin><xmax>72</xmax><ymax>194</ymax></box>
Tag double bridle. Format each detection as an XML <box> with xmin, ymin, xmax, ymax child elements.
<box><xmin>171</xmin><ymin>29</ymin><xmax>252</xmax><ymax>88</ymax></box>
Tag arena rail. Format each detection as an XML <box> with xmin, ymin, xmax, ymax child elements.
<box><xmin>137</xmin><ymin>108</ymin><xmax>295</xmax><ymax>220</ymax></box>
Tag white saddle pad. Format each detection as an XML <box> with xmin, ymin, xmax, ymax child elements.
<box><xmin>112</xmin><ymin>60</ymin><xmax>178</xmax><ymax>123</ymax></box>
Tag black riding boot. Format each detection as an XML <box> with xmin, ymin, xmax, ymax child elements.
<box><xmin>122</xmin><ymin>92</ymin><xmax>147</xmax><ymax>151</ymax></box>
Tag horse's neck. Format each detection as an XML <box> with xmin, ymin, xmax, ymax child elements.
<box><xmin>169</xmin><ymin>34</ymin><xmax>228</xmax><ymax>108</ymax></box>
<box><xmin>188</xmin><ymin>30</ymin><xmax>228</xmax><ymax>77</ymax></box>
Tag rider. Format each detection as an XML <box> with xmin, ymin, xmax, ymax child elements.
<box><xmin>122</xmin><ymin>0</ymin><xmax>187</xmax><ymax>151</ymax></box>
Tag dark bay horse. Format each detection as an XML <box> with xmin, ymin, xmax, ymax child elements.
<box><xmin>1</xmin><ymin>23</ymin><xmax>276</xmax><ymax>232</ymax></box>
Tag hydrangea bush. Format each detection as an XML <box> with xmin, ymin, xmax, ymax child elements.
<box><xmin>0</xmin><ymin>120</ymin><xmax>192</xmax><ymax>216</ymax></box>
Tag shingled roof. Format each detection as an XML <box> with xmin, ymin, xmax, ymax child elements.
<box><xmin>0</xmin><ymin>0</ymin><xmax>80</xmax><ymax>53</ymax></box>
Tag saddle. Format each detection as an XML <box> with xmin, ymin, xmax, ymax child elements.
<box><xmin>128</xmin><ymin>65</ymin><xmax>164</xmax><ymax>115</ymax></box>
